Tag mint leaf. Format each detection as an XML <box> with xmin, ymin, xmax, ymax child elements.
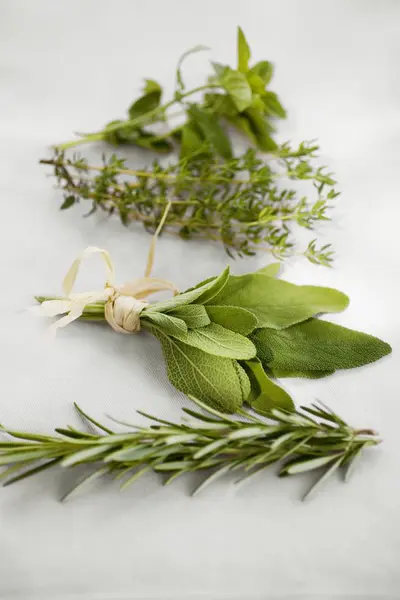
<box><xmin>169</xmin><ymin>323</ymin><xmax>257</xmax><ymax>360</ymax></box>
<box><xmin>221</xmin><ymin>69</ymin><xmax>252</xmax><ymax>112</ymax></box>
<box><xmin>206</xmin><ymin>306</ymin><xmax>258</xmax><ymax>335</ymax></box>
<box><xmin>244</xmin><ymin>106</ymin><xmax>277</xmax><ymax>151</ymax></box>
<box><xmin>154</xmin><ymin>329</ymin><xmax>249</xmax><ymax>412</ymax></box>
<box><xmin>128</xmin><ymin>90</ymin><xmax>162</xmax><ymax>121</ymax></box>
<box><xmin>147</xmin><ymin>266</ymin><xmax>230</xmax><ymax>314</ymax></box>
<box><xmin>237</xmin><ymin>27</ymin><xmax>251</xmax><ymax>73</ymax></box>
<box><xmin>243</xmin><ymin>358</ymin><xmax>294</xmax><ymax>412</ymax></box>
<box><xmin>252</xmin><ymin>319</ymin><xmax>392</xmax><ymax>374</ymax></box>
<box><xmin>210</xmin><ymin>273</ymin><xmax>349</xmax><ymax>329</ymax></box>
<box><xmin>168</xmin><ymin>305</ymin><xmax>210</xmax><ymax>329</ymax></box>
<box><xmin>180</xmin><ymin>123</ymin><xmax>205</xmax><ymax>158</ymax></box>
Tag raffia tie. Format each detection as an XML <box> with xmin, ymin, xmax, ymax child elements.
<box><xmin>33</xmin><ymin>246</ymin><xmax>179</xmax><ymax>335</ymax></box>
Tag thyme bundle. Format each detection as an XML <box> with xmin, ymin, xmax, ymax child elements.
<box><xmin>41</xmin><ymin>142</ymin><xmax>337</xmax><ymax>262</ymax></box>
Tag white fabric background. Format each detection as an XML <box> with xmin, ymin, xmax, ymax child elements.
<box><xmin>1</xmin><ymin>1</ymin><xmax>399</xmax><ymax>598</ymax></box>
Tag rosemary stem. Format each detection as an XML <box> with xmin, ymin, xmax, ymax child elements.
<box><xmin>55</xmin><ymin>84</ymin><xmax>220</xmax><ymax>151</ymax></box>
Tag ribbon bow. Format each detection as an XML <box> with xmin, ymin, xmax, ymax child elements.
<box><xmin>34</xmin><ymin>203</ymin><xmax>178</xmax><ymax>334</ymax></box>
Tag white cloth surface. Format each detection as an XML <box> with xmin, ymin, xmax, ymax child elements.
<box><xmin>0</xmin><ymin>0</ymin><xmax>399</xmax><ymax>598</ymax></box>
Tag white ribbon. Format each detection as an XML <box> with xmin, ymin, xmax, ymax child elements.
<box><xmin>33</xmin><ymin>246</ymin><xmax>178</xmax><ymax>335</ymax></box>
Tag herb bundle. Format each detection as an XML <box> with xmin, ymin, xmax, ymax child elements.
<box><xmin>42</xmin><ymin>142</ymin><xmax>337</xmax><ymax>262</ymax></box>
<box><xmin>0</xmin><ymin>399</ymin><xmax>380</xmax><ymax>502</ymax></box>
<box><xmin>35</xmin><ymin>252</ymin><xmax>391</xmax><ymax>415</ymax></box>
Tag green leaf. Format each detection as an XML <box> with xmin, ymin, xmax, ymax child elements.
<box><xmin>132</xmin><ymin>130</ymin><xmax>172</xmax><ymax>153</ymax></box>
<box><xmin>169</xmin><ymin>322</ymin><xmax>257</xmax><ymax>360</ymax></box>
<box><xmin>143</xmin><ymin>79</ymin><xmax>162</xmax><ymax>94</ymax></box>
<box><xmin>248</xmin><ymin>61</ymin><xmax>274</xmax><ymax>86</ymax></box>
<box><xmin>252</xmin><ymin>318</ymin><xmax>392</xmax><ymax>374</ymax></box>
<box><xmin>154</xmin><ymin>329</ymin><xmax>249</xmax><ymax>412</ymax></box>
<box><xmin>142</xmin><ymin>312</ymin><xmax>187</xmax><ymax>337</ymax></box>
<box><xmin>243</xmin><ymin>358</ymin><xmax>294</xmax><ymax>412</ymax></box>
<box><xmin>168</xmin><ymin>305</ymin><xmax>211</xmax><ymax>329</ymax></box>
<box><xmin>261</xmin><ymin>91</ymin><xmax>287</xmax><ymax>119</ymax></box>
<box><xmin>147</xmin><ymin>266</ymin><xmax>230</xmax><ymax>314</ymax></box>
<box><xmin>210</xmin><ymin>273</ymin><xmax>349</xmax><ymax>329</ymax></box>
<box><xmin>221</xmin><ymin>69</ymin><xmax>252</xmax><ymax>112</ymax></box>
<box><xmin>225</xmin><ymin>114</ymin><xmax>258</xmax><ymax>146</ymax></box>
<box><xmin>256</xmin><ymin>263</ymin><xmax>281</xmax><ymax>278</ymax></box>
<box><xmin>176</xmin><ymin>45</ymin><xmax>209</xmax><ymax>91</ymax></box>
<box><xmin>244</xmin><ymin>107</ymin><xmax>277</xmax><ymax>151</ymax></box>
<box><xmin>188</xmin><ymin>105</ymin><xmax>232</xmax><ymax>159</ymax></box>
<box><xmin>273</xmin><ymin>370</ymin><xmax>335</xmax><ymax>379</ymax></box>
<box><xmin>60</xmin><ymin>195</ymin><xmax>75</xmax><ymax>210</ymax></box>
<box><xmin>280</xmin><ymin>453</ymin><xmax>343</xmax><ymax>476</ymax></box>
<box><xmin>180</xmin><ymin>123</ymin><xmax>206</xmax><ymax>158</ymax></box>
<box><xmin>128</xmin><ymin>90</ymin><xmax>162</xmax><ymax>121</ymax></box>
<box><xmin>206</xmin><ymin>306</ymin><xmax>258</xmax><ymax>335</ymax></box>
<box><xmin>237</xmin><ymin>27</ymin><xmax>251</xmax><ymax>73</ymax></box>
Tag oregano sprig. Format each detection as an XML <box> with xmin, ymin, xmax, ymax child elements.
<box><xmin>0</xmin><ymin>399</ymin><xmax>380</xmax><ymax>502</ymax></box>
<box><xmin>55</xmin><ymin>28</ymin><xmax>285</xmax><ymax>157</ymax></box>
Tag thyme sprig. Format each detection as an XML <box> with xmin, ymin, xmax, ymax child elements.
<box><xmin>41</xmin><ymin>141</ymin><xmax>337</xmax><ymax>262</ymax></box>
<box><xmin>0</xmin><ymin>399</ymin><xmax>379</xmax><ymax>502</ymax></box>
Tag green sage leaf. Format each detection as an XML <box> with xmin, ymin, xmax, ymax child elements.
<box><xmin>252</xmin><ymin>318</ymin><xmax>392</xmax><ymax>374</ymax></box>
<box><xmin>256</xmin><ymin>263</ymin><xmax>281</xmax><ymax>278</ymax></box>
<box><xmin>188</xmin><ymin>105</ymin><xmax>232</xmax><ymax>159</ymax></box>
<box><xmin>142</xmin><ymin>312</ymin><xmax>187</xmax><ymax>337</ymax></box>
<box><xmin>154</xmin><ymin>329</ymin><xmax>249</xmax><ymax>412</ymax></box>
<box><xmin>168</xmin><ymin>305</ymin><xmax>211</xmax><ymax>329</ymax></box>
<box><xmin>237</xmin><ymin>27</ymin><xmax>251</xmax><ymax>73</ymax></box>
<box><xmin>147</xmin><ymin>266</ymin><xmax>230</xmax><ymax>314</ymax></box>
<box><xmin>210</xmin><ymin>273</ymin><xmax>349</xmax><ymax>329</ymax></box>
<box><xmin>169</xmin><ymin>323</ymin><xmax>257</xmax><ymax>360</ymax></box>
<box><xmin>243</xmin><ymin>358</ymin><xmax>294</xmax><ymax>412</ymax></box>
<box><xmin>221</xmin><ymin>69</ymin><xmax>252</xmax><ymax>112</ymax></box>
<box><xmin>206</xmin><ymin>306</ymin><xmax>258</xmax><ymax>335</ymax></box>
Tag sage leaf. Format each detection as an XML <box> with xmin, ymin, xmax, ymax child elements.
<box><xmin>142</xmin><ymin>312</ymin><xmax>187</xmax><ymax>337</ymax></box>
<box><xmin>147</xmin><ymin>266</ymin><xmax>230</xmax><ymax>314</ymax></box>
<box><xmin>168</xmin><ymin>305</ymin><xmax>211</xmax><ymax>329</ymax></box>
<box><xmin>188</xmin><ymin>105</ymin><xmax>232</xmax><ymax>159</ymax></box>
<box><xmin>252</xmin><ymin>318</ymin><xmax>392</xmax><ymax>373</ymax></box>
<box><xmin>243</xmin><ymin>358</ymin><xmax>294</xmax><ymax>412</ymax></box>
<box><xmin>210</xmin><ymin>273</ymin><xmax>349</xmax><ymax>329</ymax></box>
<box><xmin>273</xmin><ymin>370</ymin><xmax>335</xmax><ymax>379</ymax></box>
<box><xmin>154</xmin><ymin>329</ymin><xmax>249</xmax><ymax>412</ymax></box>
<box><xmin>169</xmin><ymin>323</ymin><xmax>257</xmax><ymax>360</ymax></box>
<box><xmin>256</xmin><ymin>263</ymin><xmax>281</xmax><ymax>278</ymax></box>
<box><xmin>206</xmin><ymin>305</ymin><xmax>258</xmax><ymax>335</ymax></box>
<box><xmin>237</xmin><ymin>27</ymin><xmax>251</xmax><ymax>73</ymax></box>
<box><xmin>221</xmin><ymin>69</ymin><xmax>252</xmax><ymax>112</ymax></box>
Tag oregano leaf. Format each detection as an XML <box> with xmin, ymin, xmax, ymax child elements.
<box><xmin>237</xmin><ymin>27</ymin><xmax>251</xmax><ymax>73</ymax></box>
<box><xmin>221</xmin><ymin>69</ymin><xmax>253</xmax><ymax>112</ymax></box>
<box><xmin>251</xmin><ymin>318</ymin><xmax>392</xmax><ymax>374</ymax></box>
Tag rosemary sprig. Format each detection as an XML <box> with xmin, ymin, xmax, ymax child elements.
<box><xmin>0</xmin><ymin>400</ymin><xmax>379</xmax><ymax>501</ymax></box>
<box><xmin>41</xmin><ymin>142</ymin><xmax>338</xmax><ymax>262</ymax></box>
